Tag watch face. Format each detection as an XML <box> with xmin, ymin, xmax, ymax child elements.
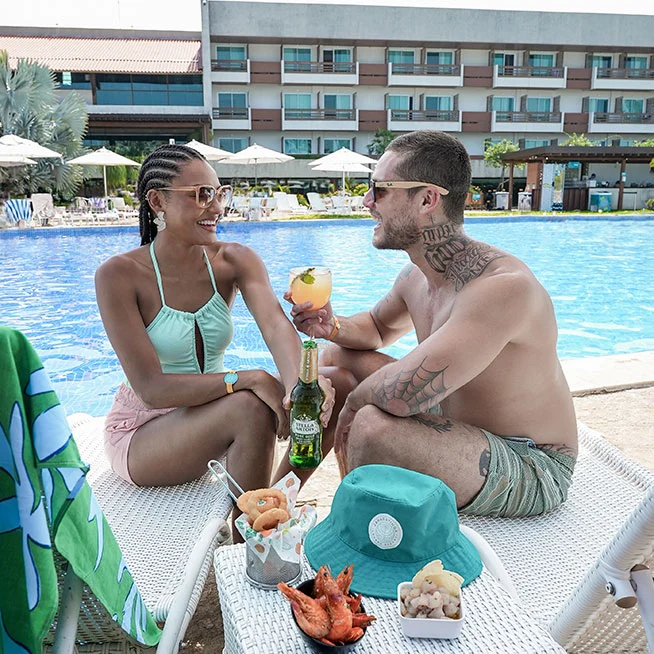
<box><xmin>225</xmin><ymin>372</ymin><xmax>238</xmax><ymax>384</ymax></box>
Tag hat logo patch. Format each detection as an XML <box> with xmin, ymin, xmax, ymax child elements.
<box><xmin>368</xmin><ymin>513</ymin><xmax>403</xmax><ymax>550</ymax></box>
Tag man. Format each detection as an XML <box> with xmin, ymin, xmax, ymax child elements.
<box><xmin>289</xmin><ymin>130</ymin><xmax>577</xmax><ymax>517</ymax></box>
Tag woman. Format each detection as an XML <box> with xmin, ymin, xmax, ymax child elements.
<box><xmin>95</xmin><ymin>144</ymin><xmax>334</xmax><ymax>540</ymax></box>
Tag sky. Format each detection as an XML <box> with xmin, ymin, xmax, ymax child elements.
<box><xmin>2</xmin><ymin>0</ymin><xmax>653</xmax><ymax>31</ymax></box>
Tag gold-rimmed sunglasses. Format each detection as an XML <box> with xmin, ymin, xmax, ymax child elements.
<box><xmin>158</xmin><ymin>184</ymin><xmax>233</xmax><ymax>208</ymax></box>
<box><xmin>368</xmin><ymin>181</ymin><xmax>449</xmax><ymax>203</ymax></box>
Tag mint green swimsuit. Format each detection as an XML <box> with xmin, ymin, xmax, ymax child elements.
<box><xmin>146</xmin><ymin>241</ymin><xmax>234</xmax><ymax>374</ymax></box>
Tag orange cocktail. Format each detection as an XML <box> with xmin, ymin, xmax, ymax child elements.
<box><xmin>289</xmin><ymin>267</ymin><xmax>332</xmax><ymax>309</ymax></box>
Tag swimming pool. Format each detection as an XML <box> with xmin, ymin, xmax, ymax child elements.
<box><xmin>1</xmin><ymin>216</ymin><xmax>652</xmax><ymax>416</ymax></box>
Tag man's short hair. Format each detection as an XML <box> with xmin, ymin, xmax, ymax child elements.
<box><xmin>386</xmin><ymin>131</ymin><xmax>471</xmax><ymax>225</ymax></box>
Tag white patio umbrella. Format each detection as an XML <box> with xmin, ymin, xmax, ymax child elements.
<box><xmin>311</xmin><ymin>161</ymin><xmax>373</xmax><ymax>194</ymax></box>
<box><xmin>184</xmin><ymin>139</ymin><xmax>232</xmax><ymax>161</ymax></box>
<box><xmin>0</xmin><ymin>154</ymin><xmax>38</xmax><ymax>168</ymax></box>
<box><xmin>68</xmin><ymin>147</ymin><xmax>141</xmax><ymax>198</ymax></box>
<box><xmin>222</xmin><ymin>143</ymin><xmax>294</xmax><ymax>186</ymax></box>
<box><xmin>309</xmin><ymin>147</ymin><xmax>377</xmax><ymax>168</ymax></box>
<box><xmin>0</xmin><ymin>134</ymin><xmax>63</xmax><ymax>159</ymax></box>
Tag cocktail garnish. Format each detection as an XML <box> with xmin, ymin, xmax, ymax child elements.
<box><xmin>295</xmin><ymin>267</ymin><xmax>315</xmax><ymax>285</ymax></box>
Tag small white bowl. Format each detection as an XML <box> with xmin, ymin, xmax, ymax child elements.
<box><xmin>397</xmin><ymin>582</ymin><xmax>464</xmax><ymax>639</ymax></box>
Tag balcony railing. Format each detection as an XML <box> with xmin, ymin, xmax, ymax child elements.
<box><xmin>595</xmin><ymin>67</ymin><xmax>654</xmax><ymax>80</ymax></box>
<box><xmin>391</xmin><ymin>63</ymin><xmax>461</xmax><ymax>76</ymax></box>
<box><xmin>495</xmin><ymin>111</ymin><xmax>562</xmax><ymax>123</ymax></box>
<box><xmin>498</xmin><ymin>66</ymin><xmax>565</xmax><ymax>78</ymax></box>
<box><xmin>212</xmin><ymin>108</ymin><xmax>249</xmax><ymax>119</ymax></box>
<box><xmin>283</xmin><ymin>108</ymin><xmax>355</xmax><ymax>120</ymax></box>
<box><xmin>390</xmin><ymin>109</ymin><xmax>459</xmax><ymax>121</ymax></box>
<box><xmin>593</xmin><ymin>112</ymin><xmax>654</xmax><ymax>124</ymax></box>
<box><xmin>211</xmin><ymin>59</ymin><xmax>248</xmax><ymax>72</ymax></box>
<box><xmin>283</xmin><ymin>62</ymin><xmax>355</xmax><ymax>74</ymax></box>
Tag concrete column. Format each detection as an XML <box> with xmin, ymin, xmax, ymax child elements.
<box><xmin>200</xmin><ymin>0</ymin><xmax>214</xmax><ymax>142</ymax></box>
<box><xmin>617</xmin><ymin>159</ymin><xmax>626</xmax><ymax>210</ymax></box>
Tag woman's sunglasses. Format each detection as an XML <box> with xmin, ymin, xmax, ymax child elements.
<box><xmin>368</xmin><ymin>181</ymin><xmax>449</xmax><ymax>203</ymax></box>
<box><xmin>159</xmin><ymin>184</ymin><xmax>233</xmax><ymax>208</ymax></box>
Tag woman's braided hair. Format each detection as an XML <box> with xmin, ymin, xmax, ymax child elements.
<box><xmin>137</xmin><ymin>144</ymin><xmax>207</xmax><ymax>245</ymax></box>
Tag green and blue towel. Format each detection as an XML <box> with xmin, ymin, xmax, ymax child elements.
<box><xmin>0</xmin><ymin>327</ymin><xmax>161</xmax><ymax>652</ymax></box>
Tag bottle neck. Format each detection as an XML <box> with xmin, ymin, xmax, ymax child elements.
<box><xmin>299</xmin><ymin>344</ymin><xmax>319</xmax><ymax>384</ymax></box>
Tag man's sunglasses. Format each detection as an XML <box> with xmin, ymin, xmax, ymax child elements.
<box><xmin>159</xmin><ymin>184</ymin><xmax>233</xmax><ymax>208</ymax></box>
<box><xmin>368</xmin><ymin>181</ymin><xmax>449</xmax><ymax>203</ymax></box>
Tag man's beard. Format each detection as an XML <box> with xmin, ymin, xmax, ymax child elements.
<box><xmin>373</xmin><ymin>211</ymin><xmax>420</xmax><ymax>250</ymax></box>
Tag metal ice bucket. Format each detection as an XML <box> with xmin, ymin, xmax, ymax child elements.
<box><xmin>245</xmin><ymin>539</ymin><xmax>302</xmax><ymax>590</ymax></box>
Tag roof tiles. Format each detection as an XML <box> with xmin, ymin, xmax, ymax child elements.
<box><xmin>0</xmin><ymin>36</ymin><xmax>201</xmax><ymax>74</ymax></box>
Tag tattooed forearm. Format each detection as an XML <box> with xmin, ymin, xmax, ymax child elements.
<box><xmin>369</xmin><ymin>357</ymin><xmax>449</xmax><ymax>415</ymax></box>
<box><xmin>410</xmin><ymin>414</ymin><xmax>454</xmax><ymax>433</ymax></box>
<box><xmin>421</xmin><ymin>224</ymin><xmax>505</xmax><ymax>291</ymax></box>
<box><xmin>479</xmin><ymin>448</ymin><xmax>491</xmax><ymax>477</ymax></box>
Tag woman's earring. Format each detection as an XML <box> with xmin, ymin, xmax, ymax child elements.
<box><xmin>153</xmin><ymin>211</ymin><xmax>166</xmax><ymax>231</ymax></box>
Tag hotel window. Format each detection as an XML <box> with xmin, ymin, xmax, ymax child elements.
<box><xmin>323</xmin><ymin>138</ymin><xmax>351</xmax><ymax>153</ymax></box>
<box><xmin>323</xmin><ymin>94</ymin><xmax>352</xmax><ymax>118</ymax></box>
<box><xmin>425</xmin><ymin>96</ymin><xmax>453</xmax><ymax>111</ymax></box>
<box><xmin>95</xmin><ymin>73</ymin><xmax>202</xmax><ymax>106</ymax></box>
<box><xmin>526</xmin><ymin>97</ymin><xmax>552</xmax><ymax>113</ymax></box>
<box><xmin>323</xmin><ymin>49</ymin><xmax>351</xmax><ymax>62</ymax></box>
<box><xmin>590</xmin><ymin>55</ymin><xmax>612</xmax><ymax>68</ymax></box>
<box><xmin>524</xmin><ymin>139</ymin><xmax>550</xmax><ymax>149</ymax></box>
<box><xmin>54</xmin><ymin>72</ymin><xmax>91</xmax><ymax>90</ymax></box>
<box><xmin>284</xmin><ymin>47</ymin><xmax>312</xmax><ymax>72</ymax></box>
<box><xmin>619</xmin><ymin>139</ymin><xmax>635</xmax><ymax>146</ymax></box>
<box><xmin>491</xmin><ymin>97</ymin><xmax>515</xmax><ymax>112</ymax></box>
<box><xmin>426</xmin><ymin>51</ymin><xmax>454</xmax><ymax>65</ymax></box>
<box><xmin>387</xmin><ymin>95</ymin><xmax>412</xmax><ymax>111</ymax></box>
<box><xmin>622</xmin><ymin>98</ymin><xmax>644</xmax><ymax>114</ymax></box>
<box><xmin>167</xmin><ymin>75</ymin><xmax>203</xmax><ymax>106</ymax></box>
<box><xmin>218</xmin><ymin>138</ymin><xmax>248</xmax><ymax>153</ymax></box>
<box><xmin>388</xmin><ymin>50</ymin><xmax>415</xmax><ymax>64</ymax></box>
<box><xmin>216</xmin><ymin>93</ymin><xmax>248</xmax><ymax>118</ymax></box>
<box><xmin>215</xmin><ymin>46</ymin><xmax>246</xmax><ymax>70</ymax></box>
<box><xmin>95</xmin><ymin>74</ymin><xmax>133</xmax><ymax>104</ymax></box>
<box><xmin>284</xmin><ymin>94</ymin><xmax>312</xmax><ymax>119</ymax></box>
<box><xmin>493</xmin><ymin>53</ymin><xmax>516</xmax><ymax>67</ymax></box>
<box><xmin>529</xmin><ymin>54</ymin><xmax>554</xmax><ymax>67</ymax></box>
<box><xmin>284</xmin><ymin>138</ymin><xmax>312</xmax><ymax>155</ymax></box>
<box><xmin>625</xmin><ymin>56</ymin><xmax>647</xmax><ymax>69</ymax></box>
<box><xmin>588</xmin><ymin>98</ymin><xmax>609</xmax><ymax>113</ymax></box>
<box><xmin>132</xmin><ymin>75</ymin><xmax>168</xmax><ymax>105</ymax></box>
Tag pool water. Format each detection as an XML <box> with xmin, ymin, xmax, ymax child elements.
<box><xmin>1</xmin><ymin>217</ymin><xmax>652</xmax><ymax>416</ymax></box>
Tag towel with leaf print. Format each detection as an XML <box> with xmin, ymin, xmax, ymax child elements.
<box><xmin>0</xmin><ymin>327</ymin><xmax>161</xmax><ymax>652</ymax></box>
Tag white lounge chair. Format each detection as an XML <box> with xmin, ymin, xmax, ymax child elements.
<box><xmin>31</xmin><ymin>193</ymin><xmax>56</xmax><ymax>226</ymax></box>
<box><xmin>461</xmin><ymin>422</ymin><xmax>654</xmax><ymax>652</ymax></box>
<box><xmin>45</xmin><ymin>414</ymin><xmax>233</xmax><ymax>652</ymax></box>
<box><xmin>272</xmin><ymin>192</ymin><xmax>307</xmax><ymax>216</ymax></box>
<box><xmin>307</xmin><ymin>192</ymin><xmax>328</xmax><ymax>212</ymax></box>
<box><xmin>109</xmin><ymin>196</ymin><xmax>139</xmax><ymax>223</ymax></box>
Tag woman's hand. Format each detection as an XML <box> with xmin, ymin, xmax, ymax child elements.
<box><xmin>284</xmin><ymin>291</ymin><xmax>336</xmax><ymax>340</ymax></box>
<box><xmin>317</xmin><ymin>374</ymin><xmax>335</xmax><ymax>427</ymax></box>
<box><xmin>242</xmin><ymin>370</ymin><xmax>289</xmax><ymax>439</ymax></box>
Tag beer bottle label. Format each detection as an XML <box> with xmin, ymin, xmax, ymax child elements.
<box><xmin>291</xmin><ymin>416</ymin><xmax>320</xmax><ymax>444</ymax></box>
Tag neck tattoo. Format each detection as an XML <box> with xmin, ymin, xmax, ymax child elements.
<box><xmin>421</xmin><ymin>223</ymin><xmax>505</xmax><ymax>291</ymax></box>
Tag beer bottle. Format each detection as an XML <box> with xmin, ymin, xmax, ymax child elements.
<box><xmin>289</xmin><ymin>340</ymin><xmax>324</xmax><ymax>469</ymax></box>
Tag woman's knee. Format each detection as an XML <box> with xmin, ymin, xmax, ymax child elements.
<box><xmin>227</xmin><ymin>391</ymin><xmax>276</xmax><ymax>438</ymax></box>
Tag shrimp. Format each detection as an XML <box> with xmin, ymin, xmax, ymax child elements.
<box><xmin>324</xmin><ymin>589</ymin><xmax>354</xmax><ymax>643</ymax></box>
<box><xmin>278</xmin><ymin>583</ymin><xmax>330</xmax><ymax>639</ymax></box>
<box><xmin>336</xmin><ymin>564</ymin><xmax>354</xmax><ymax>594</ymax></box>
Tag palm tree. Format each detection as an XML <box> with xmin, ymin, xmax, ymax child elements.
<box><xmin>0</xmin><ymin>50</ymin><xmax>88</xmax><ymax>198</ymax></box>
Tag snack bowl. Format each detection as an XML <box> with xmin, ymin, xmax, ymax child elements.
<box><xmin>397</xmin><ymin>582</ymin><xmax>464</xmax><ymax>639</ymax></box>
<box><xmin>289</xmin><ymin>579</ymin><xmax>368</xmax><ymax>652</ymax></box>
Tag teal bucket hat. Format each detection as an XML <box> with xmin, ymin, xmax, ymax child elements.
<box><xmin>304</xmin><ymin>465</ymin><xmax>482</xmax><ymax>599</ymax></box>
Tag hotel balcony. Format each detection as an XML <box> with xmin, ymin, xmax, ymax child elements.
<box><xmin>281</xmin><ymin>108</ymin><xmax>358</xmax><ymax>131</ymax></box>
<box><xmin>210</xmin><ymin>59</ymin><xmax>250</xmax><ymax>84</ymax></box>
<box><xmin>588</xmin><ymin>112</ymin><xmax>654</xmax><ymax>134</ymax></box>
<box><xmin>280</xmin><ymin>61</ymin><xmax>358</xmax><ymax>85</ymax></box>
<box><xmin>591</xmin><ymin>67</ymin><xmax>654</xmax><ymax>91</ymax></box>
<box><xmin>388</xmin><ymin>63</ymin><xmax>463</xmax><ymax>87</ymax></box>
<box><xmin>493</xmin><ymin>65</ymin><xmax>567</xmax><ymax>89</ymax></box>
<box><xmin>387</xmin><ymin>109</ymin><xmax>462</xmax><ymax>132</ymax></box>
<box><xmin>491</xmin><ymin>110</ymin><xmax>564</xmax><ymax>133</ymax></box>
<box><xmin>211</xmin><ymin>107</ymin><xmax>251</xmax><ymax>130</ymax></box>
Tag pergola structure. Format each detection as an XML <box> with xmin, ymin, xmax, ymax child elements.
<box><xmin>500</xmin><ymin>146</ymin><xmax>654</xmax><ymax>211</ymax></box>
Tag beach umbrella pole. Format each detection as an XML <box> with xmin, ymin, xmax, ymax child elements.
<box><xmin>103</xmin><ymin>165</ymin><xmax>108</xmax><ymax>198</ymax></box>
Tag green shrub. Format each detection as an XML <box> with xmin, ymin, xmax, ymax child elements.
<box><xmin>645</xmin><ymin>198</ymin><xmax>654</xmax><ymax>211</ymax></box>
<box><xmin>121</xmin><ymin>193</ymin><xmax>133</xmax><ymax>206</ymax></box>
<box><xmin>352</xmin><ymin>183</ymin><xmax>368</xmax><ymax>196</ymax></box>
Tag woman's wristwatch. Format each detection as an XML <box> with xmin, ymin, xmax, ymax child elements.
<box><xmin>224</xmin><ymin>370</ymin><xmax>239</xmax><ymax>393</ymax></box>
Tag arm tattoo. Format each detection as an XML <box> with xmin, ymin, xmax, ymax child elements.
<box><xmin>421</xmin><ymin>224</ymin><xmax>505</xmax><ymax>291</ymax></box>
<box><xmin>369</xmin><ymin>357</ymin><xmax>448</xmax><ymax>415</ymax></box>
<box><xmin>479</xmin><ymin>448</ymin><xmax>491</xmax><ymax>477</ymax></box>
<box><xmin>410</xmin><ymin>414</ymin><xmax>454</xmax><ymax>433</ymax></box>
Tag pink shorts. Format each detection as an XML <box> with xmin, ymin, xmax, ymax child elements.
<box><xmin>104</xmin><ymin>383</ymin><xmax>176</xmax><ymax>485</ymax></box>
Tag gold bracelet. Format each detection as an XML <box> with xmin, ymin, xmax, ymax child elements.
<box><xmin>327</xmin><ymin>316</ymin><xmax>340</xmax><ymax>340</ymax></box>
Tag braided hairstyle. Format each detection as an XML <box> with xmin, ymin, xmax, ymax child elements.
<box><xmin>137</xmin><ymin>144</ymin><xmax>207</xmax><ymax>245</ymax></box>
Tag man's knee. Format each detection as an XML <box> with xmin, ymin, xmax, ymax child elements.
<box><xmin>319</xmin><ymin>342</ymin><xmax>349</xmax><ymax>368</ymax></box>
<box><xmin>347</xmin><ymin>405</ymin><xmax>387</xmax><ymax>460</ymax></box>
<box><xmin>320</xmin><ymin>365</ymin><xmax>358</xmax><ymax>402</ymax></box>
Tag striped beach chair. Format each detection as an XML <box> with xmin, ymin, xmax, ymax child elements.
<box><xmin>5</xmin><ymin>198</ymin><xmax>32</xmax><ymax>225</ymax></box>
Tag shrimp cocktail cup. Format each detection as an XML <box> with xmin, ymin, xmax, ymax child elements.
<box><xmin>289</xmin><ymin>267</ymin><xmax>332</xmax><ymax>340</ymax></box>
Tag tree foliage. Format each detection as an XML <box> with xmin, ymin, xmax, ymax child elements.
<box><xmin>560</xmin><ymin>132</ymin><xmax>598</xmax><ymax>147</ymax></box>
<box><xmin>0</xmin><ymin>50</ymin><xmax>88</xmax><ymax>198</ymax></box>
<box><xmin>483</xmin><ymin>139</ymin><xmax>523</xmax><ymax>189</ymax></box>
<box><xmin>367</xmin><ymin>129</ymin><xmax>395</xmax><ymax>156</ymax></box>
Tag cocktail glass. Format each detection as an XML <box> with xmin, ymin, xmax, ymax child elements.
<box><xmin>288</xmin><ymin>266</ymin><xmax>332</xmax><ymax>339</ymax></box>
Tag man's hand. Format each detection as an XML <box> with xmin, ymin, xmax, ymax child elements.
<box><xmin>284</xmin><ymin>290</ymin><xmax>336</xmax><ymax>340</ymax></box>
